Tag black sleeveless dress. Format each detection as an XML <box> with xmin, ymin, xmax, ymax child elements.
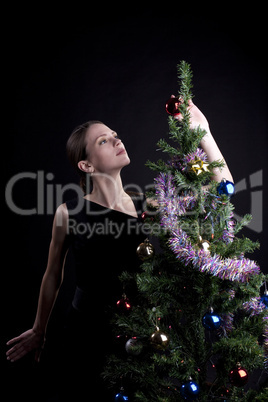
<box><xmin>58</xmin><ymin>194</ymin><xmax>146</xmax><ymax>400</ymax></box>
<box><xmin>66</xmin><ymin>194</ymin><xmax>146</xmax><ymax>302</ymax></box>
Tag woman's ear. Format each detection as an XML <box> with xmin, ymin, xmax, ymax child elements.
<box><xmin>77</xmin><ymin>160</ymin><xmax>94</xmax><ymax>174</ymax></box>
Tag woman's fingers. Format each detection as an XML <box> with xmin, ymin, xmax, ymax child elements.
<box><xmin>6</xmin><ymin>329</ymin><xmax>46</xmax><ymax>362</ymax></box>
<box><xmin>6</xmin><ymin>341</ymin><xmax>29</xmax><ymax>362</ymax></box>
<box><xmin>6</xmin><ymin>334</ymin><xmax>22</xmax><ymax>346</ymax></box>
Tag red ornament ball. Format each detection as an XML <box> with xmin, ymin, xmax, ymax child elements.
<box><xmin>229</xmin><ymin>364</ymin><xmax>249</xmax><ymax>387</ymax></box>
<box><xmin>141</xmin><ymin>211</ymin><xmax>148</xmax><ymax>221</ymax></box>
<box><xmin>116</xmin><ymin>294</ymin><xmax>131</xmax><ymax>313</ymax></box>
<box><xmin>165</xmin><ymin>97</ymin><xmax>181</xmax><ymax>116</ymax></box>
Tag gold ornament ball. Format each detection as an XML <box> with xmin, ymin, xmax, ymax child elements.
<box><xmin>136</xmin><ymin>238</ymin><xmax>155</xmax><ymax>261</ymax></box>
<box><xmin>201</xmin><ymin>239</ymin><xmax>210</xmax><ymax>253</ymax></box>
<box><xmin>150</xmin><ymin>329</ymin><xmax>170</xmax><ymax>350</ymax></box>
<box><xmin>198</xmin><ymin>236</ymin><xmax>210</xmax><ymax>253</ymax></box>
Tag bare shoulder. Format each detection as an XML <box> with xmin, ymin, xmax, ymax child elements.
<box><xmin>55</xmin><ymin>202</ymin><xmax>68</xmax><ymax>217</ymax></box>
<box><xmin>52</xmin><ymin>203</ymin><xmax>69</xmax><ymax>238</ymax></box>
<box><xmin>48</xmin><ymin>203</ymin><xmax>70</xmax><ymax>262</ymax></box>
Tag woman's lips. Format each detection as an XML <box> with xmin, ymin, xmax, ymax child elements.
<box><xmin>116</xmin><ymin>148</ymin><xmax>126</xmax><ymax>156</ymax></box>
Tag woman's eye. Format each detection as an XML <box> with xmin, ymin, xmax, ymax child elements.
<box><xmin>99</xmin><ymin>134</ymin><xmax>120</xmax><ymax>145</ymax></box>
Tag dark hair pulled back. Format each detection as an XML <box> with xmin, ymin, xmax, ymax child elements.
<box><xmin>66</xmin><ymin>120</ymin><xmax>103</xmax><ymax>193</ymax></box>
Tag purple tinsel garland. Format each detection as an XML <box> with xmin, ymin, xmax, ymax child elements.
<box><xmin>154</xmin><ymin>172</ymin><xmax>260</xmax><ymax>283</ymax></box>
<box><xmin>263</xmin><ymin>316</ymin><xmax>268</xmax><ymax>370</ymax></box>
<box><xmin>243</xmin><ymin>297</ymin><xmax>266</xmax><ymax>317</ymax></box>
<box><xmin>221</xmin><ymin>211</ymin><xmax>235</xmax><ymax>244</ymax></box>
<box><xmin>169</xmin><ymin>147</ymin><xmax>208</xmax><ymax>172</ymax></box>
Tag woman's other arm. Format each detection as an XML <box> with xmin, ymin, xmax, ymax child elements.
<box><xmin>6</xmin><ymin>203</ymin><xmax>69</xmax><ymax>363</ymax></box>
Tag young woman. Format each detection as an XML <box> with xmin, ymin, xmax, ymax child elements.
<box><xmin>6</xmin><ymin>100</ymin><xmax>233</xmax><ymax>400</ymax></box>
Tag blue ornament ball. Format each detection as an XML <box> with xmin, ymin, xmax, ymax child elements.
<box><xmin>202</xmin><ymin>311</ymin><xmax>221</xmax><ymax>330</ymax></box>
<box><xmin>261</xmin><ymin>294</ymin><xmax>268</xmax><ymax>308</ymax></box>
<box><xmin>180</xmin><ymin>380</ymin><xmax>200</xmax><ymax>400</ymax></box>
<box><xmin>114</xmin><ymin>388</ymin><xmax>128</xmax><ymax>401</ymax></box>
<box><xmin>217</xmin><ymin>180</ymin><xmax>235</xmax><ymax>197</ymax></box>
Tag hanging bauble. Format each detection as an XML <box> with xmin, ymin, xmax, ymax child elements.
<box><xmin>198</xmin><ymin>236</ymin><xmax>210</xmax><ymax>253</ymax></box>
<box><xmin>217</xmin><ymin>179</ymin><xmax>235</xmax><ymax>197</ymax></box>
<box><xmin>116</xmin><ymin>293</ymin><xmax>132</xmax><ymax>313</ymax></box>
<box><xmin>150</xmin><ymin>327</ymin><xmax>170</xmax><ymax>350</ymax></box>
<box><xmin>141</xmin><ymin>210</ymin><xmax>154</xmax><ymax>222</ymax></box>
<box><xmin>187</xmin><ymin>158</ymin><xmax>210</xmax><ymax>176</ymax></box>
<box><xmin>229</xmin><ymin>363</ymin><xmax>249</xmax><ymax>387</ymax></box>
<box><xmin>180</xmin><ymin>379</ymin><xmax>200</xmax><ymax>400</ymax></box>
<box><xmin>201</xmin><ymin>239</ymin><xmax>210</xmax><ymax>253</ymax></box>
<box><xmin>141</xmin><ymin>211</ymin><xmax>148</xmax><ymax>221</ymax></box>
<box><xmin>125</xmin><ymin>337</ymin><xmax>143</xmax><ymax>355</ymax></box>
<box><xmin>165</xmin><ymin>97</ymin><xmax>181</xmax><ymax>116</ymax></box>
<box><xmin>202</xmin><ymin>308</ymin><xmax>221</xmax><ymax>331</ymax></box>
<box><xmin>136</xmin><ymin>238</ymin><xmax>155</xmax><ymax>261</ymax></box>
<box><xmin>261</xmin><ymin>291</ymin><xmax>268</xmax><ymax>308</ymax></box>
<box><xmin>114</xmin><ymin>387</ymin><xmax>129</xmax><ymax>401</ymax></box>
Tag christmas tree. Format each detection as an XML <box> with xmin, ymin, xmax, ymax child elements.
<box><xmin>102</xmin><ymin>61</ymin><xmax>268</xmax><ymax>401</ymax></box>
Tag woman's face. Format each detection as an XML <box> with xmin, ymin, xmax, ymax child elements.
<box><xmin>84</xmin><ymin>123</ymin><xmax>130</xmax><ymax>174</ymax></box>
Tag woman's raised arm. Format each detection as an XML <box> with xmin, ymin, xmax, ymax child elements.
<box><xmin>177</xmin><ymin>98</ymin><xmax>234</xmax><ymax>183</ymax></box>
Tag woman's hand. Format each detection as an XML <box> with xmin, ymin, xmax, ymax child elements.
<box><xmin>171</xmin><ymin>95</ymin><xmax>210</xmax><ymax>132</ymax></box>
<box><xmin>170</xmin><ymin>95</ymin><xmax>233</xmax><ymax>183</ymax></box>
<box><xmin>6</xmin><ymin>328</ymin><xmax>46</xmax><ymax>363</ymax></box>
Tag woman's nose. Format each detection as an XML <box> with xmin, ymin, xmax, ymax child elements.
<box><xmin>115</xmin><ymin>137</ymin><xmax>121</xmax><ymax>146</ymax></box>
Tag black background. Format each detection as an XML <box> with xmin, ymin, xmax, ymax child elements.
<box><xmin>2</xmin><ymin>4</ymin><xmax>267</xmax><ymax>399</ymax></box>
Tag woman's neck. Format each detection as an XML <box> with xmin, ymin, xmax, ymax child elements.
<box><xmin>85</xmin><ymin>173</ymin><xmax>126</xmax><ymax>209</ymax></box>
<box><xmin>84</xmin><ymin>172</ymin><xmax>138</xmax><ymax>218</ymax></box>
